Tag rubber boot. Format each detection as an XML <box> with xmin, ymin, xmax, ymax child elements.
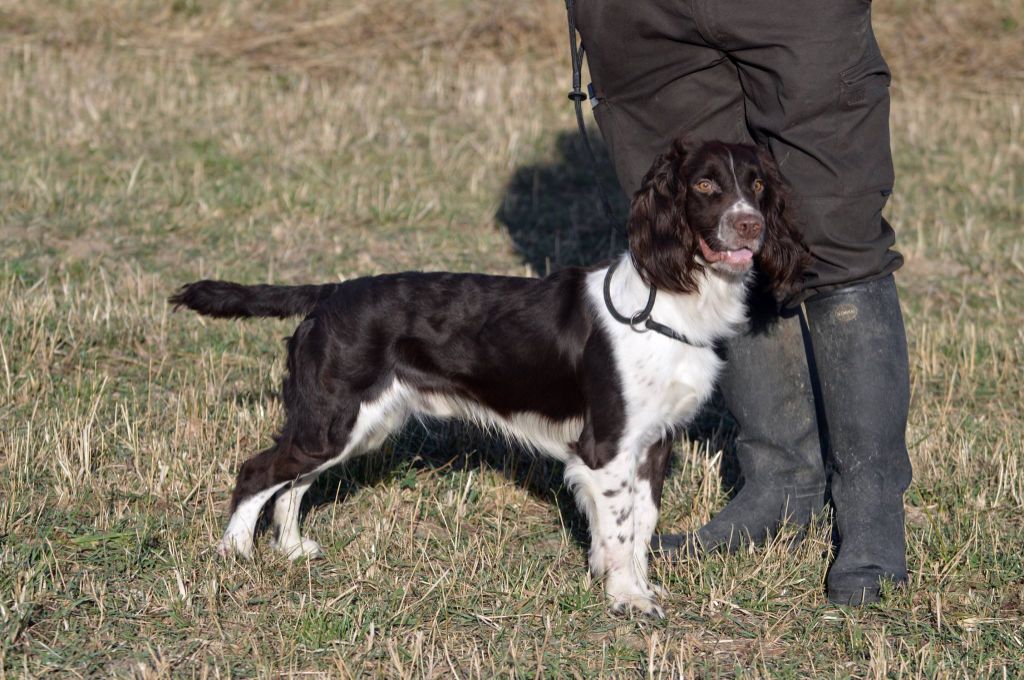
<box><xmin>803</xmin><ymin>275</ymin><xmax>912</xmax><ymax>605</ymax></box>
<box><xmin>652</xmin><ymin>300</ymin><xmax>826</xmax><ymax>558</ymax></box>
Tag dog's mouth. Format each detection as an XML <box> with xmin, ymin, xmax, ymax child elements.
<box><xmin>699</xmin><ymin>238</ymin><xmax>755</xmax><ymax>271</ymax></box>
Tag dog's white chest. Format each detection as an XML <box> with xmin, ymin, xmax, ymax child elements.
<box><xmin>586</xmin><ymin>258</ymin><xmax>746</xmax><ymax>449</ymax></box>
<box><xmin>621</xmin><ymin>335</ymin><xmax>722</xmax><ymax>431</ymax></box>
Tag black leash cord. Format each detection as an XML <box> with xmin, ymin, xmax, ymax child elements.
<box><xmin>602</xmin><ymin>259</ymin><xmax>715</xmax><ymax>348</ymax></box>
<box><xmin>564</xmin><ymin>0</ymin><xmax>622</xmax><ymax>247</ymax></box>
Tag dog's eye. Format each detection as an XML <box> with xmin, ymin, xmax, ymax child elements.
<box><xmin>753</xmin><ymin>179</ymin><xmax>765</xmax><ymax>194</ymax></box>
<box><xmin>695</xmin><ymin>180</ymin><xmax>715</xmax><ymax>194</ymax></box>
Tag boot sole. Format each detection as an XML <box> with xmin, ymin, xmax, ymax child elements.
<box><xmin>827</xmin><ymin>586</ymin><xmax>882</xmax><ymax>606</ymax></box>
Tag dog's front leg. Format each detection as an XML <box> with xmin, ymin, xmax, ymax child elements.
<box><xmin>633</xmin><ymin>437</ymin><xmax>674</xmax><ymax>598</ymax></box>
<box><xmin>565</xmin><ymin>448</ymin><xmax>665</xmax><ymax>619</ymax></box>
<box><xmin>569</xmin><ymin>335</ymin><xmax>666</xmax><ymax>617</ymax></box>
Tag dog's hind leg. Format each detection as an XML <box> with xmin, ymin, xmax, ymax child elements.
<box><xmin>219</xmin><ymin>483</ymin><xmax>290</xmax><ymax>558</ymax></box>
<box><xmin>217</xmin><ymin>438</ymin><xmax>326</xmax><ymax>559</ymax></box>
<box><xmin>221</xmin><ymin>430</ymin><xmax>386</xmax><ymax>559</ymax></box>
<box><xmin>220</xmin><ymin>312</ymin><xmax>414</xmax><ymax>559</ymax></box>
<box><xmin>270</xmin><ymin>475</ymin><xmax>323</xmax><ymax>560</ymax></box>
<box><xmin>219</xmin><ymin>434</ymin><xmax>355</xmax><ymax>560</ymax></box>
<box><xmin>218</xmin><ymin>448</ymin><xmax>292</xmax><ymax>558</ymax></box>
<box><xmin>261</xmin><ymin>380</ymin><xmax>415</xmax><ymax>560</ymax></box>
<box><xmin>222</xmin><ymin>438</ymin><xmax>351</xmax><ymax>560</ymax></box>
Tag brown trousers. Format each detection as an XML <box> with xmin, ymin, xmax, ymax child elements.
<box><xmin>574</xmin><ymin>0</ymin><xmax>902</xmax><ymax>300</ymax></box>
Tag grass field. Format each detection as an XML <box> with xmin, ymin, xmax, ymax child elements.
<box><xmin>1</xmin><ymin>0</ymin><xmax>1023</xmax><ymax>676</ymax></box>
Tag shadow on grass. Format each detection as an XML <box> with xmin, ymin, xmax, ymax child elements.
<box><xmin>497</xmin><ymin>130</ymin><xmax>628</xmax><ymax>274</ymax></box>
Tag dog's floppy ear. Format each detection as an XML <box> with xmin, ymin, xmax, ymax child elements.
<box><xmin>628</xmin><ymin>138</ymin><xmax>702</xmax><ymax>294</ymax></box>
<box><xmin>755</xmin><ymin>147</ymin><xmax>812</xmax><ymax>299</ymax></box>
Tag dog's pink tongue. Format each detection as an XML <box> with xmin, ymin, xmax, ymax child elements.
<box><xmin>722</xmin><ymin>248</ymin><xmax>753</xmax><ymax>264</ymax></box>
<box><xmin>700</xmin><ymin>239</ymin><xmax>754</xmax><ymax>265</ymax></box>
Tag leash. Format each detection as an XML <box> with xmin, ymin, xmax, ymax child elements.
<box><xmin>564</xmin><ymin>0</ymin><xmax>623</xmax><ymax>249</ymax></box>
<box><xmin>602</xmin><ymin>258</ymin><xmax>715</xmax><ymax>348</ymax></box>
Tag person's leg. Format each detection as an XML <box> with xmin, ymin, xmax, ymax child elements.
<box><xmin>652</xmin><ymin>299</ymin><xmax>825</xmax><ymax>557</ymax></box>
<box><xmin>576</xmin><ymin>0</ymin><xmax>827</xmax><ymax>556</ymax></box>
<box><xmin>803</xmin><ymin>276</ymin><xmax>911</xmax><ymax>604</ymax></box>
<box><xmin>573</xmin><ymin>0</ymin><xmax>751</xmax><ymax>195</ymax></box>
<box><xmin>714</xmin><ymin>0</ymin><xmax>912</xmax><ymax>603</ymax></box>
<box><xmin>713</xmin><ymin>0</ymin><xmax>903</xmax><ymax>295</ymax></box>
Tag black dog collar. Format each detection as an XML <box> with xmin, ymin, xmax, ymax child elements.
<box><xmin>602</xmin><ymin>258</ymin><xmax>715</xmax><ymax>349</ymax></box>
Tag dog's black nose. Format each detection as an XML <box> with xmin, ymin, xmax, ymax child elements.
<box><xmin>734</xmin><ymin>216</ymin><xmax>763</xmax><ymax>240</ymax></box>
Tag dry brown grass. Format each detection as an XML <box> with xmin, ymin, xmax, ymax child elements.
<box><xmin>2</xmin><ymin>0</ymin><xmax>1023</xmax><ymax>676</ymax></box>
<box><xmin>0</xmin><ymin>0</ymin><xmax>566</xmax><ymax>75</ymax></box>
<box><xmin>3</xmin><ymin>0</ymin><xmax>1021</xmax><ymax>84</ymax></box>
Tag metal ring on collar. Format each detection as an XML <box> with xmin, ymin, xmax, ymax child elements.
<box><xmin>603</xmin><ymin>258</ymin><xmax>656</xmax><ymax>325</ymax></box>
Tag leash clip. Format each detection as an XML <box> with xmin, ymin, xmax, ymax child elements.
<box><xmin>629</xmin><ymin>311</ymin><xmax>650</xmax><ymax>334</ymax></box>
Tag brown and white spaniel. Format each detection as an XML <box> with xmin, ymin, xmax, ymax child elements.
<box><xmin>170</xmin><ymin>138</ymin><xmax>807</xmax><ymax>618</ymax></box>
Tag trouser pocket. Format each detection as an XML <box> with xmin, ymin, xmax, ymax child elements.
<box><xmin>835</xmin><ymin>46</ymin><xmax>895</xmax><ymax>196</ymax></box>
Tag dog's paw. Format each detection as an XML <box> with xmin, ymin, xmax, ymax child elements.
<box><xmin>217</xmin><ymin>533</ymin><xmax>254</xmax><ymax>559</ymax></box>
<box><xmin>274</xmin><ymin>537</ymin><xmax>324</xmax><ymax>561</ymax></box>
<box><xmin>609</xmin><ymin>593</ymin><xmax>665</xmax><ymax>619</ymax></box>
<box><xmin>647</xmin><ymin>583</ymin><xmax>669</xmax><ymax>599</ymax></box>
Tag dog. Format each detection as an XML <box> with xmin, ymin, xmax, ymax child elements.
<box><xmin>170</xmin><ymin>138</ymin><xmax>807</xmax><ymax>617</ymax></box>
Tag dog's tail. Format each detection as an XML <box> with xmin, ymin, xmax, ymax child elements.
<box><xmin>169</xmin><ymin>280</ymin><xmax>336</xmax><ymax>319</ymax></box>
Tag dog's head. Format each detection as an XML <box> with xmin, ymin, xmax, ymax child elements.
<box><xmin>628</xmin><ymin>138</ymin><xmax>810</xmax><ymax>298</ymax></box>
